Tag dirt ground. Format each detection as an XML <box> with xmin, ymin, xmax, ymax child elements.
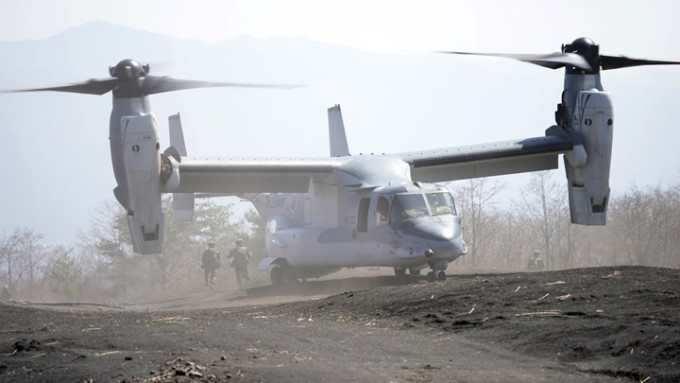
<box><xmin>0</xmin><ymin>266</ymin><xmax>678</xmax><ymax>382</ymax></box>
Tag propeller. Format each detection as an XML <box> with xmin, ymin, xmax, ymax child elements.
<box><xmin>442</xmin><ymin>38</ymin><xmax>680</xmax><ymax>73</ymax></box>
<box><xmin>1</xmin><ymin>59</ymin><xmax>301</xmax><ymax>97</ymax></box>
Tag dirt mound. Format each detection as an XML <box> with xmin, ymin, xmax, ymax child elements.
<box><xmin>0</xmin><ymin>266</ymin><xmax>678</xmax><ymax>382</ymax></box>
<box><xmin>255</xmin><ymin>266</ymin><xmax>680</xmax><ymax>382</ymax></box>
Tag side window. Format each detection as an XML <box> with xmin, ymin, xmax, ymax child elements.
<box><xmin>357</xmin><ymin>198</ymin><xmax>370</xmax><ymax>232</ymax></box>
<box><xmin>376</xmin><ymin>197</ymin><xmax>389</xmax><ymax>226</ymax></box>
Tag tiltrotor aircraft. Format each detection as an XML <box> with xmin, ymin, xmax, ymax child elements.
<box><xmin>5</xmin><ymin>38</ymin><xmax>679</xmax><ymax>284</ymax></box>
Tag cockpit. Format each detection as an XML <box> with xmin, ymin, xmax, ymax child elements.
<box><xmin>371</xmin><ymin>185</ymin><xmax>457</xmax><ymax>228</ymax></box>
<box><xmin>351</xmin><ymin>183</ymin><xmax>465</xmax><ymax>269</ymax></box>
<box><xmin>388</xmin><ymin>191</ymin><xmax>457</xmax><ymax>224</ymax></box>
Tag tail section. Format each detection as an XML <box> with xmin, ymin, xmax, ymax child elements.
<box><xmin>168</xmin><ymin>113</ymin><xmax>195</xmax><ymax>221</ymax></box>
<box><xmin>328</xmin><ymin>104</ymin><xmax>350</xmax><ymax>157</ymax></box>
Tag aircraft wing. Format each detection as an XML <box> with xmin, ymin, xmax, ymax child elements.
<box><xmin>171</xmin><ymin>157</ymin><xmax>343</xmax><ymax>194</ymax></box>
<box><xmin>398</xmin><ymin>135</ymin><xmax>574</xmax><ymax>182</ymax></box>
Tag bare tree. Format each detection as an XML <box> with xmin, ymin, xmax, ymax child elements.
<box><xmin>494</xmin><ymin>210</ymin><xmax>534</xmax><ymax>269</ymax></box>
<box><xmin>520</xmin><ymin>171</ymin><xmax>568</xmax><ymax>270</ymax></box>
<box><xmin>653</xmin><ymin>186</ymin><xmax>680</xmax><ymax>267</ymax></box>
<box><xmin>0</xmin><ymin>232</ymin><xmax>14</xmax><ymax>290</ymax></box>
<box><xmin>609</xmin><ymin>183</ymin><xmax>680</xmax><ymax>267</ymax></box>
<box><xmin>16</xmin><ymin>228</ymin><xmax>48</xmax><ymax>289</ymax></box>
<box><xmin>570</xmin><ymin>225</ymin><xmax>616</xmax><ymax>267</ymax></box>
<box><xmin>609</xmin><ymin>185</ymin><xmax>657</xmax><ymax>265</ymax></box>
<box><xmin>451</xmin><ymin>178</ymin><xmax>505</xmax><ymax>266</ymax></box>
<box><xmin>0</xmin><ymin>227</ymin><xmax>49</xmax><ymax>293</ymax></box>
<box><xmin>79</xmin><ymin>200</ymin><xmax>132</xmax><ymax>262</ymax></box>
<box><xmin>45</xmin><ymin>245</ymin><xmax>82</xmax><ymax>299</ymax></box>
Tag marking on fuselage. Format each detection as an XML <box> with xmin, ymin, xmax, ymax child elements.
<box><xmin>266</xmin><ymin>196</ymin><xmax>285</xmax><ymax>209</ymax></box>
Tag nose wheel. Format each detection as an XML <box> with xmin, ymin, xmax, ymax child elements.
<box><xmin>427</xmin><ymin>261</ymin><xmax>448</xmax><ymax>282</ymax></box>
<box><xmin>426</xmin><ymin>270</ymin><xmax>447</xmax><ymax>282</ymax></box>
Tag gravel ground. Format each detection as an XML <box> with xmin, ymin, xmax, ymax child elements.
<box><xmin>0</xmin><ymin>266</ymin><xmax>678</xmax><ymax>382</ymax></box>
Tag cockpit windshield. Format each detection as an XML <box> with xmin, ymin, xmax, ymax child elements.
<box><xmin>427</xmin><ymin>192</ymin><xmax>456</xmax><ymax>216</ymax></box>
<box><xmin>389</xmin><ymin>191</ymin><xmax>457</xmax><ymax>224</ymax></box>
<box><xmin>389</xmin><ymin>194</ymin><xmax>428</xmax><ymax>223</ymax></box>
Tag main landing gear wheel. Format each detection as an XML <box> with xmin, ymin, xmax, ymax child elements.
<box><xmin>271</xmin><ymin>265</ymin><xmax>285</xmax><ymax>286</ymax></box>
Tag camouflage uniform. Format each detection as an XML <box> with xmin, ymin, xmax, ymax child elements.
<box><xmin>228</xmin><ymin>239</ymin><xmax>252</xmax><ymax>288</ymax></box>
<box><xmin>201</xmin><ymin>242</ymin><xmax>221</xmax><ymax>288</ymax></box>
<box><xmin>527</xmin><ymin>250</ymin><xmax>545</xmax><ymax>271</ymax></box>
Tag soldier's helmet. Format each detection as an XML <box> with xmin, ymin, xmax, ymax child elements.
<box><xmin>236</xmin><ymin>239</ymin><xmax>244</xmax><ymax>246</ymax></box>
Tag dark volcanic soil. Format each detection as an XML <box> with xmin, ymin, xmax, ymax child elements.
<box><xmin>1</xmin><ymin>266</ymin><xmax>678</xmax><ymax>382</ymax></box>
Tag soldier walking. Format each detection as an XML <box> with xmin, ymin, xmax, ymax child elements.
<box><xmin>201</xmin><ymin>242</ymin><xmax>221</xmax><ymax>289</ymax></box>
<box><xmin>227</xmin><ymin>239</ymin><xmax>252</xmax><ymax>289</ymax></box>
<box><xmin>527</xmin><ymin>250</ymin><xmax>545</xmax><ymax>271</ymax></box>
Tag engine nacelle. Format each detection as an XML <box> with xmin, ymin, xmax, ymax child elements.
<box><xmin>121</xmin><ymin>114</ymin><xmax>164</xmax><ymax>254</ymax></box>
<box><xmin>550</xmin><ymin>90</ymin><xmax>613</xmax><ymax>225</ymax></box>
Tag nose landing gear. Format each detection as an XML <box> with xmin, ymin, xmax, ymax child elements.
<box><xmin>426</xmin><ymin>270</ymin><xmax>446</xmax><ymax>282</ymax></box>
<box><xmin>427</xmin><ymin>261</ymin><xmax>448</xmax><ymax>282</ymax></box>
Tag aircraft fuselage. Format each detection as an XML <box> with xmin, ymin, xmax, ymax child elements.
<box><xmin>251</xmin><ymin>160</ymin><xmax>467</xmax><ymax>281</ymax></box>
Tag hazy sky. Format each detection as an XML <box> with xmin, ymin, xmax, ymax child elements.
<box><xmin>1</xmin><ymin>0</ymin><xmax>679</xmax><ymax>246</ymax></box>
<box><xmin>2</xmin><ymin>0</ymin><xmax>680</xmax><ymax>56</ymax></box>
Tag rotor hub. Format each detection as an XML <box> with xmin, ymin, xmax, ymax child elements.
<box><xmin>109</xmin><ymin>59</ymin><xmax>149</xmax><ymax>79</ymax></box>
<box><xmin>563</xmin><ymin>38</ymin><xmax>600</xmax><ymax>74</ymax></box>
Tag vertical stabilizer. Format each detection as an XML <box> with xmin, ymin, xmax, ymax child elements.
<box><xmin>168</xmin><ymin>113</ymin><xmax>195</xmax><ymax>221</ymax></box>
<box><xmin>169</xmin><ymin>113</ymin><xmax>188</xmax><ymax>156</ymax></box>
<box><xmin>328</xmin><ymin>104</ymin><xmax>350</xmax><ymax>157</ymax></box>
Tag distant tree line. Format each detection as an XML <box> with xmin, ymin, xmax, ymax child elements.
<box><xmin>0</xmin><ymin>198</ymin><xmax>263</xmax><ymax>302</ymax></box>
<box><xmin>450</xmin><ymin>171</ymin><xmax>680</xmax><ymax>271</ymax></box>
<box><xmin>1</xmin><ymin>173</ymin><xmax>678</xmax><ymax>301</ymax></box>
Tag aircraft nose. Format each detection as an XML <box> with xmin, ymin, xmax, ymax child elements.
<box><xmin>398</xmin><ymin>218</ymin><xmax>466</xmax><ymax>258</ymax></box>
<box><xmin>402</xmin><ymin>220</ymin><xmax>456</xmax><ymax>241</ymax></box>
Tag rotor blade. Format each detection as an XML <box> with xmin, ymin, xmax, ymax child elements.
<box><xmin>142</xmin><ymin>76</ymin><xmax>302</xmax><ymax>95</ymax></box>
<box><xmin>0</xmin><ymin>78</ymin><xmax>117</xmax><ymax>95</ymax></box>
<box><xmin>600</xmin><ymin>55</ymin><xmax>680</xmax><ymax>70</ymax></box>
<box><xmin>441</xmin><ymin>51</ymin><xmax>592</xmax><ymax>71</ymax></box>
